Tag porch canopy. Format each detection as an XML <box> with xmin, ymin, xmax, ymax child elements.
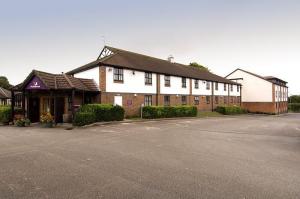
<box><xmin>11</xmin><ymin>70</ymin><xmax>99</xmax><ymax>122</ymax></box>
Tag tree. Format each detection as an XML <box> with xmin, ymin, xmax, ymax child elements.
<box><xmin>289</xmin><ymin>95</ymin><xmax>300</xmax><ymax>103</ymax></box>
<box><xmin>0</xmin><ymin>76</ymin><xmax>11</xmax><ymax>89</ymax></box>
<box><xmin>189</xmin><ymin>62</ymin><xmax>210</xmax><ymax>71</ymax></box>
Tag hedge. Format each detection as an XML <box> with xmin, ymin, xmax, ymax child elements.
<box><xmin>73</xmin><ymin>104</ymin><xmax>125</xmax><ymax>126</ymax></box>
<box><xmin>288</xmin><ymin>103</ymin><xmax>300</xmax><ymax>112</ymax></box>
<box><xmin>142</xmin><ymin>106</ymin><xmax>197</xmax><ymax>119</ymax></box>
<box><xmin>215</xmin><ymin>105</ymin><xmax>247</xmax><ymax>115</ymax></box>
<box><xmin>0</xmin><ymin>106</ymin><xmax>12</xmax><ymax>124</ymax></box>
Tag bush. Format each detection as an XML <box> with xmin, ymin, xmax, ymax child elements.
<box><xmin>288</xmin><ymin>103</ymin><xmax>300</xmax><ymax>112</ymax></box>
<box><xmin>289</xmin><ymin>95</ymin><xmax>300</xmax><ymax>103</ymax></box>
<box><xmin>15</xmin><ymin>118</ymin><xmax>31</xmax><ymax>127</ymax></box>
<box><xmin>73</xmin><ymin>104</ymin><xmax>125</xmax><ymax>126</ymax></box>
<box><xmin>0</xmin><ymin>106</ymin><xmax>12</xmax><ymax>125</ymax></box>
<box><xmin>215</xmin><ymin>105</ymin><xmax>246</xmax><ymax>115</ymax></box>
<box><xmin>142</xmin><ymin>106</ymin><xmax>197</xmax><ymax>119</ymax></box>
<box><xmin>73</xmin><ymin>112</ymin><xmax>96</xmax><ymax>126</ymax></box>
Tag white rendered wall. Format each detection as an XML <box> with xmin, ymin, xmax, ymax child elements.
<box><xmin>214</xmin><ymin>82</ymin><xmax>228</xmax><ymax>96</ymax></box>
<box><xmin>106</xmin><ymin>67</ymin><xmax>157</xmax><ymax>94</ymax></box>
<box><xmin>160</xmin><ymin>75</ymin><xmax>190</xmax><ymax>95</ymax></box>
<box><xmin>229</xmin><ymin>84</ymin><xmax>241</xmax><ymax>97</ymax></box>
<box><xmin>191</xmin><ymin>79</ymin><xmax>212</xmax><ymax>95</ymax></box>
<box><xmin>227</xmin><ymin>70</ymin><xmax>273</xmax><ymax>102</ymax></box>
<box><xmin>74</xmin><ymin>67</ymin><xmax>100</xmax><ymax>86</ymax></box>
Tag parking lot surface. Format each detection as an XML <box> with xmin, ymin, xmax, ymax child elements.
<box><xmin>0</xmin><ymin>114</ymin><xmax>300</xmax><ymax>199</ymax></box>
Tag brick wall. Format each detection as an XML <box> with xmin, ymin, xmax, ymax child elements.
<box><xmin>242</xmin><ymin>102</ymin><xmax>276</xmax><ymax>114</ymax></box>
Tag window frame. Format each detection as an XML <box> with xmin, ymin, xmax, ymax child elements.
<box><xmin>144</xmin><ymin>95</ymin><xmax>152</xmax><ymax>106</ymax></box>
<box><xmin>113</xmin><ymin>68</ymin><xmax>124</xmax><ymax>82</ymax></box>
<box><xmin>215</xmin><ymin>82</ymin><xmax>218</xmax><ymax>91</ymax></box>
<box><xmin>164</xmin><ymin>95</ymin><xmax>170</xmax><ymax>106</ymax></box>
<box><xmin>224</xmin><ymin>83</ymin><xmax>227</xmax><ymax>91</ymax></box>
<box><xmin>145</xmin><ymin>72</ymin><xmax>152</xmax><ymax>85</ymax></box>
<box><xmin>164</xmin><ymin>75</ymin><xmax>171</xmax><ymax>87</ymax></box>
<box><xmin>215</xmin><ymin>96</ymin><xmax>219</xmax><ymax>104</ymax></box>
<box><xmin>182</xmin><ymin>77</ymin><xmax>187</xmax><ymax>88</ymax></box>
<box><xmin>206</xmin><ymin>81</ymin><xmax>210</xmax><ymax>90</ymax></box>
<box><xmin>237</xmin><ymin>85</ymin><xmax>240</xmax><ymax>92</ymax></box>
<box><xmin>194</xmin><ymin>96</ymin><xmax>199</xmax><ymax>105</ymax></box>
<box><xmin>230</xmin><ymin>84</ymin><xmax>233</xmax><ymax>92</ymax></box>
<box><xmin>194</xmin><ymin>80</ymin><xmax>199</xmax><ymax>89</ymax></box>
<box><xmin>206</xmin><ymin>96</ymin><xmax>210</xmax><ymax>104</ymax></box>
<box><xmin>181</xmin><ymin>95</ymin><xmax>187</xmax><ymax>105</ymax></box>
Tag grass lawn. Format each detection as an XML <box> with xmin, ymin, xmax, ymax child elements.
<box><xmin>197</xmin><ymin>111</ymin><xmax>223</xmax><ymax>118</ymax></box>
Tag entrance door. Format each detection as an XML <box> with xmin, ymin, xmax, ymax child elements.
<box><xmin>55</xmin><ymin>97</ymin><xmax>65</xmax><ymax>123</ymax></box>
<box><xmin>114</xmin><ymin>96</ymin><xmax>123</xmax><ymax>106</ymax></box>
<box><xmin>29</xmin><ymin>97</ymin><xmax>40</xmax><ymax>122</ymax></box>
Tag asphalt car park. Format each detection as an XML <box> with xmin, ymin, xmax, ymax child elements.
<box><xmin>0</xmin><ymin>114</ymin><xmax>300</xmax><ymax>198</ymax></box>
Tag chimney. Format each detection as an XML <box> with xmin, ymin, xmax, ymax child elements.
<box><xmin>167</xmin><ymin>55</ymin><xmax>174</xmax><ymax>63</ymax></box>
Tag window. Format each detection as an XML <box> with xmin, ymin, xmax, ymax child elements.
<box><xmin>237</xmin><ymin>97</ymin><xmax>240</xmax><ymax>103</ymax></box>
<box><xmin>224</xmin><ymin>83</ymin><xmax>227</xmax><ymax>91</ymax></box>
<box><xmin>230</xmin><ymin>84</ymin><xmax>233</xmax><ymax>92</ymax></box>
<box><xmin>182</xmin><ymin>77</ymin><xmax>186</xmax><ymax>88</ymax></box>
<box><xmin>206</xmin><ymin>82</ymin><xmax>210</xmax><ymax>90</ymax></box>
<box><xmin>237</xmin><ymin>85</ymin><xmax>240</xmax><ymax>92</ymax></box>
<box><xmin>113</xmin><ymin>68</ymin><xmax>123</xmax><ymax>82</ymax></box>
<box><xmin>194</xmin><ymin>96</ymin><xmax>199</xmax><ymax>105</ymax></box>
<box><xmin>215</xmin><ymin>96</ymin><xmax>219</xmax><ymax>104</ymax></box>
<box><xmin>164</xmin><ymin>96</ymin><xmax>170</xmax><ymax>106</ymax></box>
<box><xmin>206</xmin><ymin>96</ymin><xmax>210</xmax><ymax>104</ymax></box>
<box><xmin>165</xmin><ymin>75</ymin><xmax>170</xmax><ymax>87</ymax></box>
<box><xmin>230</xmin><ymin>97</ymin><xmax>233</xmax><ymax>103</ymax></box>
<box><xmin>215</xmin><ymin>82</ymin><xmax>218</xmax><ymax>91</ymax></box>
<box><xmin>145</xmin><ymin>72</ymin><xmax>152</xmax><ymax>85</ymax></box>
<box><xmin>224</xmin><ymin>97</ymin><xmax>227</xmax><ymax>104</ymax></box>
<box><xmin>195</xmin><ymin>80</ymin><xmax>199</xmax><ymax>89</ymax></box>
<box><xmin>181</xmin><ymin>96</ymin><xmax>187</xmax><ymax>105</ymax></box>
<box><xmin>144</xmin><ymin>95</ymin><xmax>152</xmax><ymax>106</ymax></box>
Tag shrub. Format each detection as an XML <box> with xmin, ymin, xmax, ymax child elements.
<box><xmin>73</xmin><ymin>104</ymin><xmax>125</xmax><ymax>126</ymax></box>
<box><xmin>40</xmin><ymin>112</ymin><xmax>54</xmax><ymax>123</ymax></box>
<box><xmin>288</xmin><ymin>103</ymin><xmax>300</xmax><ymax>112</ymax></box>
<box><xmin>73</xmin><ymin>112</ymin><xmax>96</xmax><ymax>126</ymax></box>
<box><xmin>215</xmin><ymin>105</ymin><xmax>246</xmax><ymax>115</ymax></box>
<box><xmin>15</xmin><ymin>118</ymin><xmax>31</xmax><ymax>127</ymax></box>
<box><xmin>142</xmin><ymin>106</ymin><xmax>197</xmax><ymax>119</ymax></box>
<box><xmin>0</xmin><ymin>106</ymin><xmax>12</xmax><ymax>125</ymax></box>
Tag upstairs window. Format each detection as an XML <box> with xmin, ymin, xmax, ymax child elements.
<box><xmin>165</xmin><ymin>75</ymin><xmax>170</xmax><ymax>87</ymax></box>
<box><xmin>206</xmin><ymin>82</ymin><xmax>210</xmax><ymax>90</ymax></box>
<box><xmin>181</xmin><ymin>96</ymin><xmax>187</xmax><ymax>105</ymax></box>
<box><xmin>195</xmin><ymin>80</ymin><xmax>199</xmax><ymax>89</ymax></box>
<box><xmin>113</xmin><ymin>68</ymin><xmax>123</xmax><ymax>82</ymax></box>
<box><xmin>145</xmin><ymin>72</ymin><xmax>152</xmax><ymax>85</ymax></box>
<box><xmin>230</xmin><ymin>84</ymin><xmax>233</xmax><ymax>92</ymax></box>
<box><xmin>215</xmin><ymin>82</ymin><xmax>218</xmax><ymax>91</ymax></box>
<box><xmin>237</xmin><ymin>85</ymin><xmax>240</xmax><ymax>92</ymax></box>
<box><xmin>182</xmin><ymin>78</ymin><xmax>187</xmax><ymax>88</ymax></box>
<box><xmin>224</xmin><ymin>83</ymin><xmax>227</xmax><ymax>91</ymax></box>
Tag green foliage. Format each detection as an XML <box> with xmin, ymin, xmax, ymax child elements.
<box><xmin>0</xmin><ymin>106</ymin><xmax>11</xmax><ymax>124</ymax></box>
<box><xmin>15</xmin><ymin>118</ymin><xmax>31</xmax><ymax>127</ymax></box>
<box><xmin>73</xmin><ymin>104</ymin><xmax>125</xmax><ymax>126</ymax></box>
<box><xmin>189</xmin><ymin>62</ymin><xmax>209</xmax><ymax>71</ymax></box>
<box><xmin>73</xmin><ymin>112</ymin><xmax>96</xmax><ymax>126</ymax></box>
<box><xmin>289</xmin><ymin>95</ymin><xmax>300</xmax><ymax>103</ymax></box>
<box><xmin>288</xmin><ymin>103</ymin><xmax>300</xmax><ymax>112</ymax></box>
<box><xmin>215</xmin><ymin>105</ymin><xmax>247</xmax><ymax>115</ymax></box>
<box><xmin>142</xmin><ymin>106</ymin><xmax>197</xmax><ymax>119</ymax></box>
<box><xmin>0</xmin><ymin>76</ymin><xmax>11</xmax><ymax>89</ymax></box>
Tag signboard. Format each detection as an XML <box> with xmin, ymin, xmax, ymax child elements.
<box><xmin>25</xmin><ymin>76</ymin><xmax>47</xmax><ymax>90</ymax></box>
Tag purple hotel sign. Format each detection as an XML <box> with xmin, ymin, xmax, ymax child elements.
<box><xmin>25</xmin><ymin>76</ymin><xmax>47</xmax><ymax>90</ymax></box>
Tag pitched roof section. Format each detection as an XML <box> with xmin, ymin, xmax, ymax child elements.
<box><xmin>14</xmin><ymin>70</ymin><xmax>99</xmax><ymax>92</ymax></box>
<box><xmin>0</xmin><ymin>87</ymin><xmax>11</xmax><ymax>99</ymax></box>
<box><xmin>67</xmin><ymin>46</ymin><xmax>239</xmax><ymax>85</ymax></box>
<box><xmin>226</xmin><ymin>68</ymin><xmax>288</xmax><ymax>86</ymax></box>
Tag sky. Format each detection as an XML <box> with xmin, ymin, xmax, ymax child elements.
<box><xmin>0</xmin><ymin>0</ymin><xmax>299</xmax><ymax>94</ymax></box>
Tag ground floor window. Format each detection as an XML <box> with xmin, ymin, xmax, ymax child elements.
<box><xmin>224</xmin><ymin>97</ymin><xmax>227</xmax><ymax>104</ymax></box>
<box><xmin>231</xmin><ymin>97</ymin><xmax>233</xmax><ymax>103</ymax></box>
<box><xmin>194</xmin><ymin>96</ymin><xmax>199</xmax><ymax>105</ymax></box>
<box><xmin>237</xmin><ymin>97</ymin><xmax>240</xmax><ymax>103</ymax></box>
<box><xmin>181</xmin><ymin>96</ymin><xmax>187</xmax><ymax>105</ymax></box>
<box><xmin>164</xmin><ymin>96</ymin><xmax>170</xmax><ymax>106</ymax></box>
<box><xmin>144</xmin><ymin>95</ymin><xmax>152</xmax><ymax>106</ymax></box>
<box><xmin>206</xmin><ymin>96</ymin><xmax>210</xmax><ymax>104</ymax></box>
<box><xmin>215</xmin><ymin>96</ymin><xmax>219</xmax><ymax>104</ymax></box>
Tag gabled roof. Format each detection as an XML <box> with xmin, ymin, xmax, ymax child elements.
<box><xmin>67</xmin><ymin>46</ymin><xmax>239</xmax><ymax>85</ymax></box>
<box><xmin>226</xmin><ymin>68</ymin><xmax>288</xmax><ymax>86</ymax></box>
<box><xmin>0</xmin><ymin>87</ymin><xmax>11</xmax><ymax>99</ymax></box>
<box><xmin>13</xmin><ymin>70</ymin><xmax>99</xmax><ymax>92</ymax></box>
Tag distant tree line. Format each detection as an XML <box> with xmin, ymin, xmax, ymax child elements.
<box><xmin>0</xmin><ymin>76</ymin><xmax>12</xmax><ymax>89</ymax></box>
<box><xmin>289</xmin><ymin>95</ymin><xmax>300</xmax><ymax>103</ymax></box>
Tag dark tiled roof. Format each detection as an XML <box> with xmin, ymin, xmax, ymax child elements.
<box><xmin>13</xmin><ymin>70</ymin><xmax>99</xmax><ymax>92</ymax></box>
<box><xmin>0</xmin><ymin>87</ymin><xmax>11</xmax><ymax>99</ymax></box>
<box><xmin>67</xmin><ymin>46</ymin><xmax>239</xmax><ymax>85</ymax></box>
